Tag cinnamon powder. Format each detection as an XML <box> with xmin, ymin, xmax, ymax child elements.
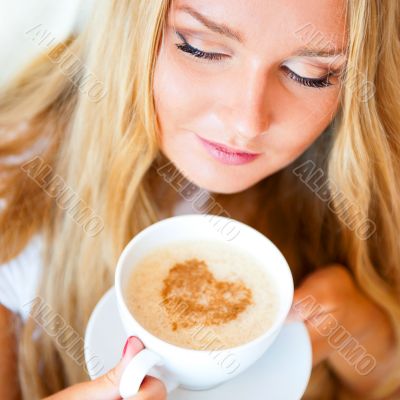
<box><xmin>161</xmin><ymin>258</ymin><xmax>253</xmax><ymax>331</ymax></box>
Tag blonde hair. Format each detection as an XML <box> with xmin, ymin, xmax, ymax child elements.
<box><xmin>0</xmin><ymin>1</ymin><xmax>399</xmax><ymax>399</ymax></box>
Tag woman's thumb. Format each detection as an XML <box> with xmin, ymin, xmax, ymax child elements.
<box><xmin>46</xmin><ymin>337</ymin><xmax>167</xmax><ymax>399</ymax></box>
<box><xmin>285</xmin><ymin>286</ymin><xmax>309</xmax><ymax>324</ymax></box>
<box><xmin>82</xmin><ymin>336</ymin><xmax>145</xmax><ymax>399</ymax></box>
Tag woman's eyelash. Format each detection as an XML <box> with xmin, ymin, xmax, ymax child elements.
<box><xmin>174</xmin><ymin>31</ymin><xmax>334</xmax><ymax>89</ymax></box>
<box><xmin>282</xmin><ymin>66</ymin><xmax>333</xmax><ymax>88</ymax></box>
<box><xmin>174</xmin><ymin>31</ymin><xmax>228</xmax><ymax>61</ymax></box>
<box><xmin>175</xmin><ymin>42</ymin><xmax>226</xmax><ymax>61</ymax></box>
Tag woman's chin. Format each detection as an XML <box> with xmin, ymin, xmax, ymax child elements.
<box><xmin>187</xmin><ymin>172</ymin><xmax>256</xmax><ymax>195</ymax></box>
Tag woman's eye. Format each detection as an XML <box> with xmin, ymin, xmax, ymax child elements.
<box><xmin>173</xmin><ymin>31</ymin><xmax>334</xmax><ymax>88</ymax></box>
<box><xmin>282</xmin><ymin>65</ymin><xmax>334</xmax><ymax>89</ymax></box>
<box><xmin>174</xmin><ymin>31</ymin><xmax>229</xmax><ymax>62</ymax></box>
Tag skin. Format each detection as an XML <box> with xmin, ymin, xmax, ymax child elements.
<box><xmin>288</xmin><ymin>266</ymin><xmax>397</xmax><ymax>395</ymax></box>
<box><xmin>154</xmin><ymin>0</ymin><xmax>397</xmax><ymax>396</ymax></box>
<box><xmin>155</xmin><ymin>0</ymin><xmax>347</xmax><ymax>194</ymax></box>
<box><xmin>43</xmin><ymin>337</ymin><xmax>166</xmax><ymax>400</ymax></box>
<box><xmin>0</xmin><ymin>0</ymin><xmax>397</xmax><ymax>398</ymax></box>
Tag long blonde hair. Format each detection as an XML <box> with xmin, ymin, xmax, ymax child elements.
<box><xmin>0</xmin><ymin>1</ymin><xmax>399</xmax><ymax>399</ymax></box>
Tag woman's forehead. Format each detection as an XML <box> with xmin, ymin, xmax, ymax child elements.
<box><xmin>169</xmin><ymin>0</ymin><xmax>348</xmax><ymax>52</ymax></box>
<box><xmin>168</xmin><ymin>0</ymin><xmax>348</xmax><ymax>66</ymax></box>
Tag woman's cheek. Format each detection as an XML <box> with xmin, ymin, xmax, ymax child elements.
<box><xmin>301</xmin><ymin>89</ymin><xmax>341</xmax><ymax>126</ymax></box>
<box><xmin>154</xmin><ymin>61</ymin><xmax>208</xmax><ymax>131</ymax></box>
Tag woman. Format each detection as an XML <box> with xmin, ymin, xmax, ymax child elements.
<box><xmin>0</xmin><ymin>0</ymin><xmax>399</xmax><ymax>399</ymax></box>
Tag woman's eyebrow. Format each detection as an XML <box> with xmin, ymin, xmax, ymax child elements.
<box><xmin>175</xmin><ymin>4</ymin><xmax>346</xmax><ymax>60</ymax></box>
<box><xmin>176</xmin><ymin>4</ymin><xmax>245</xmax><ymax>44</ymax></box>
<box><xmin>294</xmin><ymin>46</ymin><xmax>347</xmax><ymax>58</ymax></box>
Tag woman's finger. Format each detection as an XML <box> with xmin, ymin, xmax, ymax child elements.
<box><xmin>45</xmin><ymin>336</ymin><xmax>166</xmax><ymax>400</ymax></box>
<box><xmin>126</xmin><ymin>376</ymin><xmax>167</xmax><ymax>400</ymax></box>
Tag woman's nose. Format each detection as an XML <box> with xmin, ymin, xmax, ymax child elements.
<box><xmin>222</xmin><ymin>63</ymin><xmax>273</xmax><ymax>141</ymax></box>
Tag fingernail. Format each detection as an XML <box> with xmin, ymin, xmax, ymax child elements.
<box><xmin>122</xmin><ymin>336</ymin><xmax>133</xmax><ymax>357</ymax></box>
<box><xmin>286</xmin><ymin>307</ymin><xmax>302</xmax><ymax>323</ymax></box>
<box><xmin>121</xmin><ymin>336</ymin><xmax>145</xmax><ymax>359</ymax></box>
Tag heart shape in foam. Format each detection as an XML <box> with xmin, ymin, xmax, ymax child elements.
<box><xmin>161</xmin><ymin>258</ymin><xmax>253</xmax><ymax>331</ymax></box>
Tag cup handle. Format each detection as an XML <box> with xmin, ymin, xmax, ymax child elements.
<box><xmin>119</xmin><ymin>348</ymin><xmax>179</xmax><ymax>398</ymax></box>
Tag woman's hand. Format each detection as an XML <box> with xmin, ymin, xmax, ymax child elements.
<box><xmin>288</xmin><ymin>265</ymin><xmax>397</xmax><ymax>395</ymax></box>
<box><xmin>44</xmin><ymin>336</ymin><xmax>166</xmax><ymax>400</ymax></box>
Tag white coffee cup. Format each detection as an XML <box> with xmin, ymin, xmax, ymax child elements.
<box><xmin>115</xmin><ymin>214</ymin><xmax>294</xmax><ymax>398</ymax></box>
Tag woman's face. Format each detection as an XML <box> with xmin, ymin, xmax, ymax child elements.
<box><xmin>154</xmin><ymin>0</ymin><xmax>347</xmax><ymax>194</ymax></box>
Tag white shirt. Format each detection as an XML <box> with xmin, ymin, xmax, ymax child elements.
<box><xmin>0</xmin><ymin>192</ymin><xmax>210</xmax><ymax>321</ymax></box>
<box><xmin>0</xmin><ymin>233</ymin><xmax>43</xmax><ymax>321</ymax></box>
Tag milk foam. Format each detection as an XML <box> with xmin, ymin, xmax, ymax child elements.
<box><xmin>126</xmin><ymin>240</ymin><xmax>280</xmax><ymax>350</ymax></box>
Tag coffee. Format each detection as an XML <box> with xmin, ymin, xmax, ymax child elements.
<box><xmin>125</xmin><ymin>240</ymin><xmax>279</xmax><ymax>350</ymax></box>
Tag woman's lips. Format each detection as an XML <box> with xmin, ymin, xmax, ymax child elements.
<box><xmin>196</xmin><ymin>134</ymin><xmax>261</xmax><ymax>166</ymax></box>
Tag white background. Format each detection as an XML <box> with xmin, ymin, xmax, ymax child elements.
<box><xmin>0</xmin><ymin>0</ymin><xmax>94</xmax><ymax>87</ymax></box>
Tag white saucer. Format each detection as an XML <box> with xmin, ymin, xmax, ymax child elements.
<box><xmin>84</xmin><ymin>288</ymin><xmax>312</xmax><ymax>400</ymax></box>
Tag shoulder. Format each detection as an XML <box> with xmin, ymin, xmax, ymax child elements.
<box><xmin>0</xmin><ymin>233</ymin><xmax>44</xmax><ymax>320</ymax></box>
